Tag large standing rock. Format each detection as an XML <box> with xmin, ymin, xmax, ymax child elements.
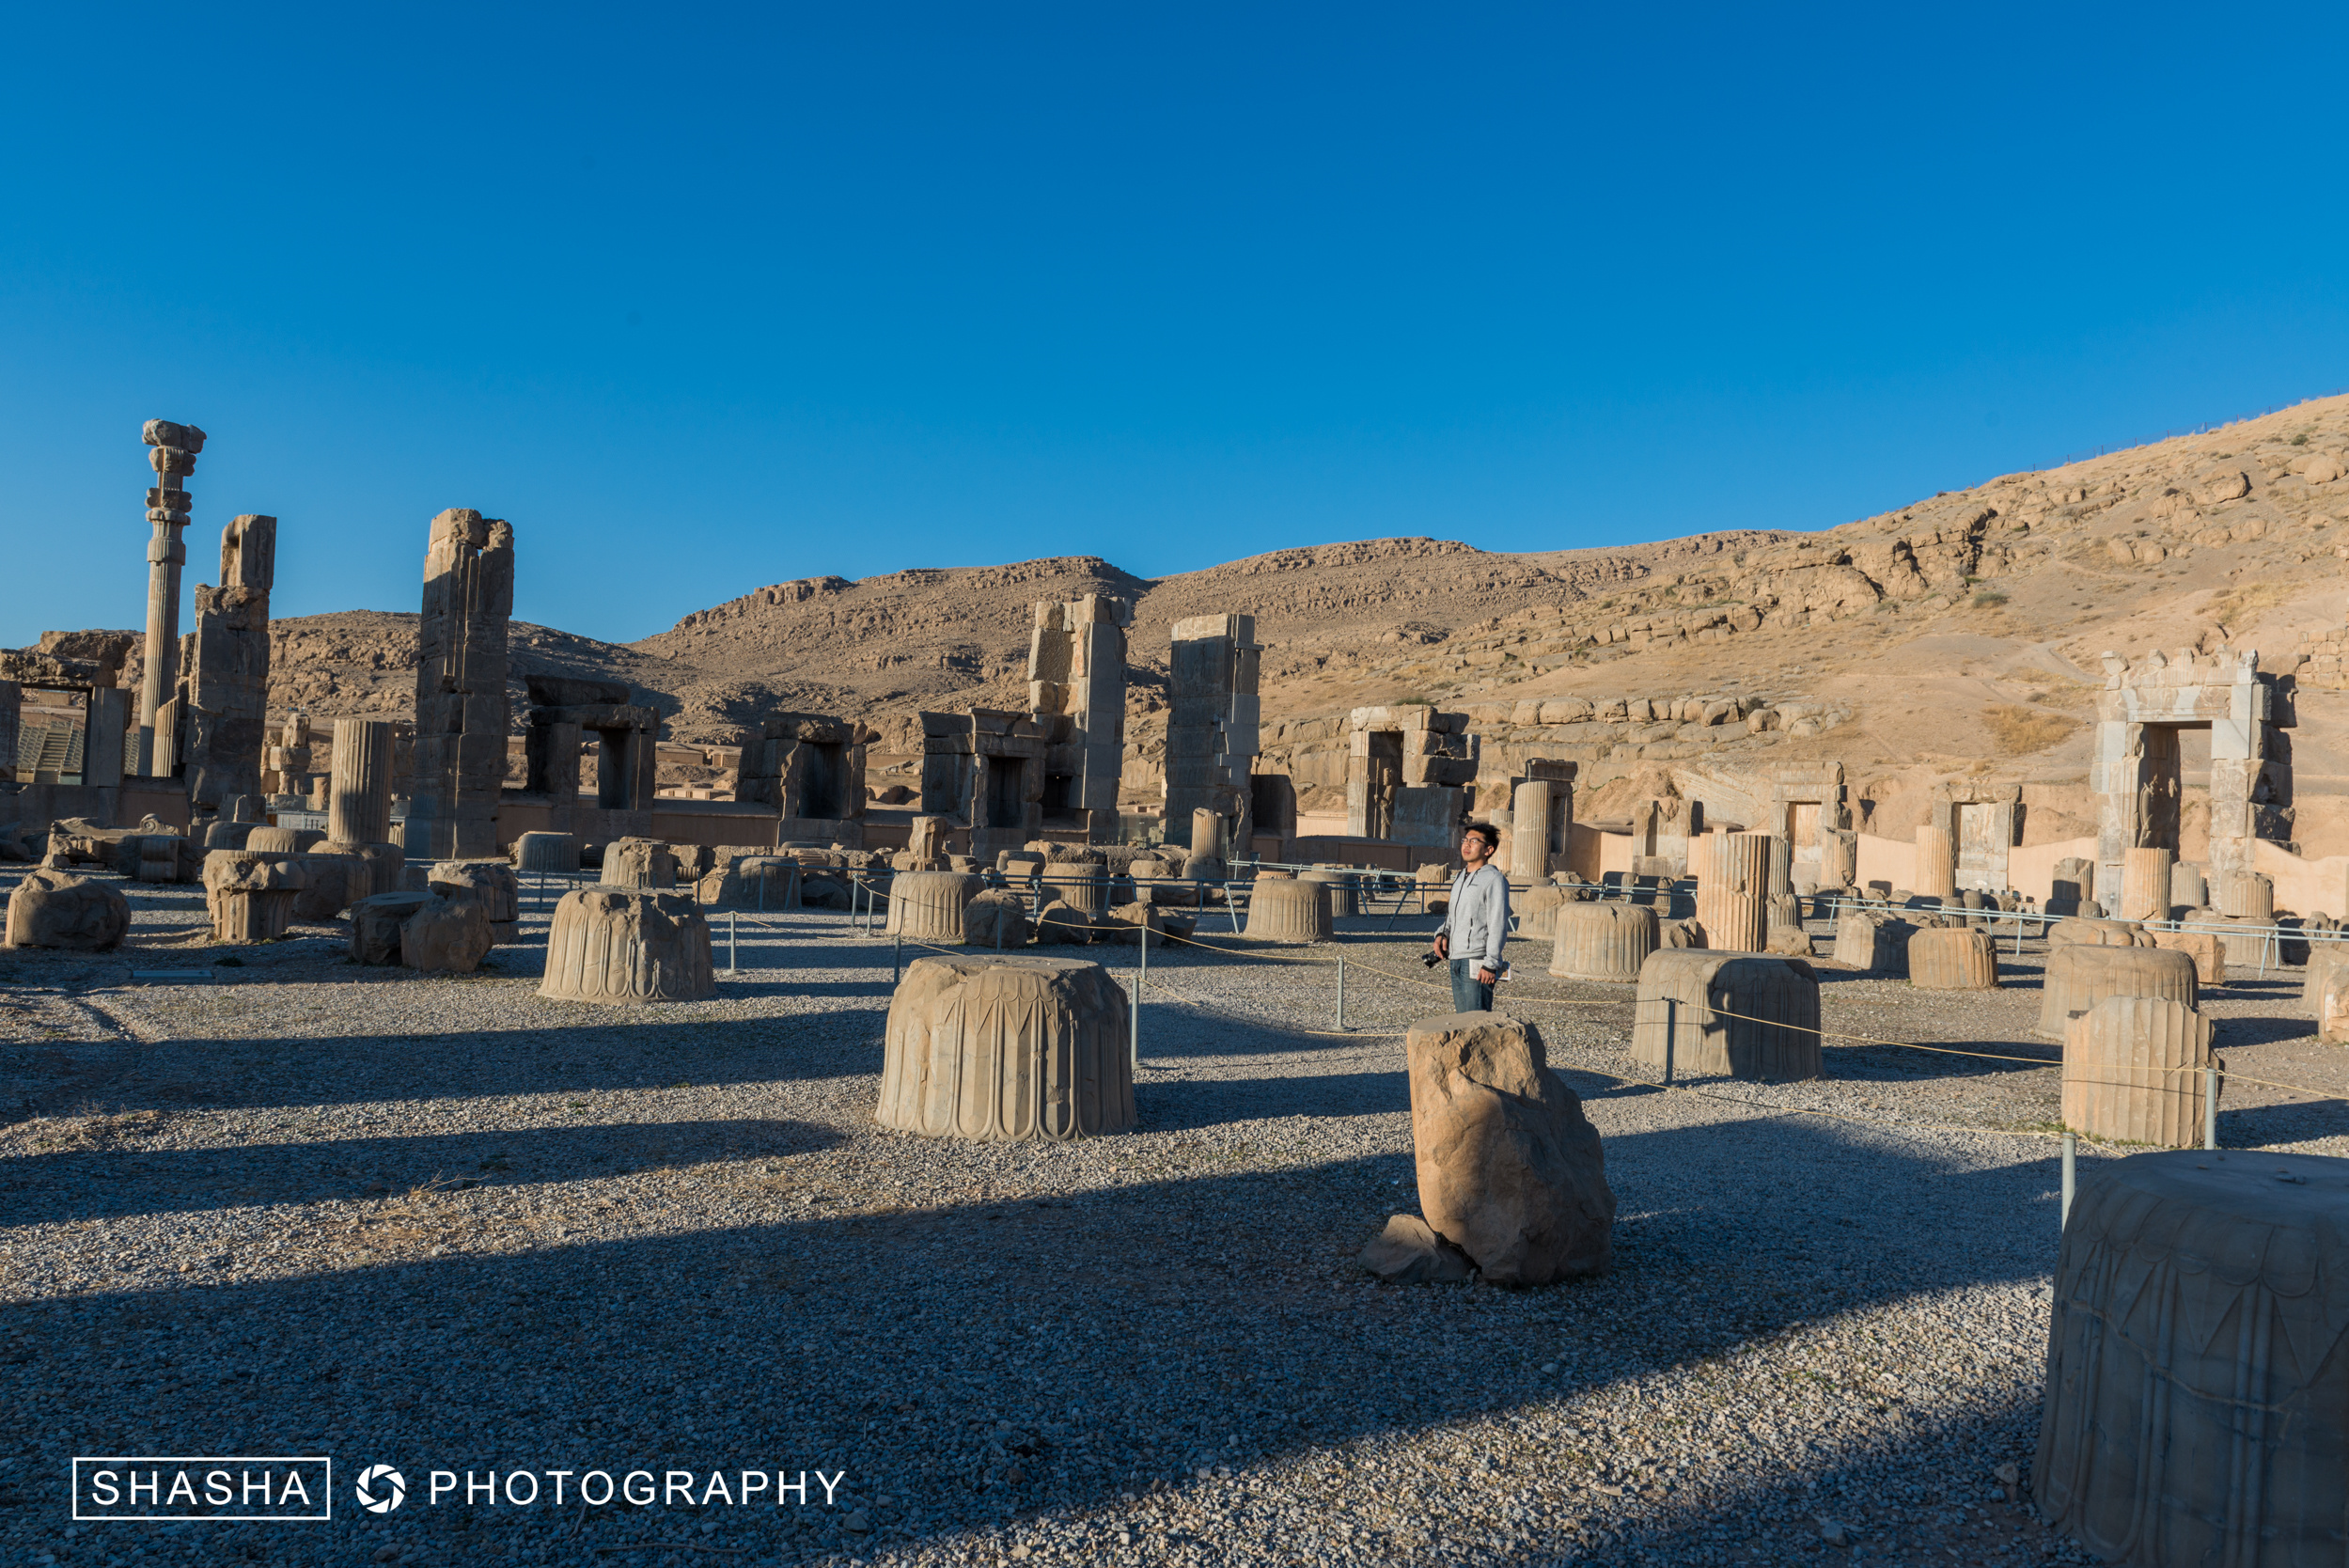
<box><xmin>2037</xmin><ymin>944</ymin><xmax>2198</xmax><ymax>1039</ymax></box>
<box><xmin>1549</xmin><ymin>902</ymin><xmax>1656</xmax><ymax>981</ymax></box>
<box><xmin>1404</xmin><ymin>1012</ymin><xmax>1614</xmax><ymax>1285</ymax></box>
<box><xmin>1245</xmin><ymin>877</ymin><xmax>1332</xmax><ymax>943</ymax></box>
<box><xmin>876</xmin><ymin>954</ymin><xmax>1133</xmax><ymax>1140</ymax></box>
<box><xmin>1631</xmin><ymin>949</ymin><xmax>1821</xmax><ymax>1081</ymax></box>
<box><xmin>4</xmin><ymin>870</ymin><xmax>130</xmax><ymax>950</ymax></box>
<box><xmin>539</xmin><ymin>889</ymin><xmax>715</xmax><ymax>1002</ymax></box>
<box><xmin>400</xmin><ymin>891</ymin><xmax>494</xmax><ymax>974</ymax></box>
<box><xmin>202</xmin><ymin>850</ymin><xmax>307</xmax><ymax>942</ymax></box>
<box><xmin>349</xmin><ymin>892</ymin><xmax>431</xmax><ymax>965</ymax></box>
<box><xmin>2035</xmin><ymin>1151</ymin><xmax>2349</xmax><ymax>1563</ymax></box>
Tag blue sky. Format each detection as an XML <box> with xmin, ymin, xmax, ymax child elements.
<box><xmin>4</xmin><ymin>4</ymin><xmax>2344</xmax><ymax>650</ymax></box>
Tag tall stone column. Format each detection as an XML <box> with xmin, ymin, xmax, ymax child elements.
<box><xmin>1696</xmin><ymin>831</ymin><xmax>1771</xmax><ymax>953</ymax></box>
<box><xmin>328</xmin><ymin>719</ymin><xmax>396</xmax><ymax>845</ymax></box>
<box><xmin>407</xmin><ymin>509</ymin><xmax>515</xmax><ymax>858</ymax></box>
<box><xmin>1915</xmin><ymin>824</ymin><xmax>1957</xmax><ymax>900</ymax></box>
<box><xmin>181</xmin><ymin>514</ymin><xmax>278</xmax><ymax>819</ymax></box>
<box><xmin>1510</xmin><ymin>780</ymin><xmax>1556</xmax><ymax>883</ymax></box>
<box><xmin>135</xmin><ymin>420</ymin><xmax>206</xmax><ymax>776</ymax></box>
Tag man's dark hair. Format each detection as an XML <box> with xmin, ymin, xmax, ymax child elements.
<box><xmin>1464</xmin><ymin>821</ymin><xmax>1501</xmax><ymax>852</ymax></box>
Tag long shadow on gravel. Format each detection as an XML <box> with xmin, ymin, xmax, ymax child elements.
<box><xmin>4</xmin><ymin>1114</ymin><xmax>2066</xmax><ymax>1564</ymax></box>
<box><xmin>0</xmin><ymin>1119</ymin><xmax>845</xmax><ymax>1226</ymax></box>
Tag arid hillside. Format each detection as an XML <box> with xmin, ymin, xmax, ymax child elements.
<box><xmin>23</xmin><ymin>394</ymin><xmax>2349</xmax><ymax>849</ymax></box>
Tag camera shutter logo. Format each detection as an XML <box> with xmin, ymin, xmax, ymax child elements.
<box><xmin>356</xmin><ymin>1466</ymin><xmax>406</xmax><ymax>1513</ymax></box>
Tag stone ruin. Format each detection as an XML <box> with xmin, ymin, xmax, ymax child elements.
<box><xmin>1345</xmin><ymin>704</ymin><xmax>1477</xmax><ymax>847</ymax></box>
<box><xmin>1764</xmin><ymin>763</ymin><xmax>1855</xmax><ymax>893</ymax></box>
<box><xmin>875</xmin><ymin>954</ymin><xmax>1135</xmax><ymax>1141</ymax></box>
<box><xmin>180</xmin><ymin>513</ymin><xmax>277</xmax><ymax>823</ymax></box>
<box><xmin>406</xmin><ymin>508</ymin><xmax>514</xmax><ymax>859</ymax></box>
<box><xmin>1167</xmin><ymin>614</ymin><xmax>1261</xmax><ymax>857</ymax></box>
<box><xmin>1026</xmin><ymin>595</ymin><xmax>1131</xmax><ymax>842</ymax></box>
<box><xmin>1927</xmin><ymin>778</ymin><xmax>2020</xmax><ymax>893</ymax></box>
<box><xmin>521</xmin><ymin>675</ymin><xmax>660</xmax><ymax>830</ymax></box>
<box><xmin>1629</xmin><ymin>794</ymin><xmax>1702</xmax><ymax>880</ymax></box>
<box><xmin>739</xmin><ymin>712</ymin><xmax>870</xmax><ymax>846</ymax></box>
<box><xmin>918</xmin><ymin>710</ymin><xmax>1044</xmax><ymax>865</ymax></box>
<box><xmin>1503</xmin><ymin>758</ymin><xmax>1576</xmax><ymax>882</ymax></box>
<box><xmin>2092</xmin><ymin>643</ymin><xmax>2284</xmax><ymax>914</ymax></box>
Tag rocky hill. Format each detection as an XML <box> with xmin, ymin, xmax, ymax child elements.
<box><xmin>22</xmin><ymin>394</ymin><xmax>2349</xmax><ymax>850</ymax></box>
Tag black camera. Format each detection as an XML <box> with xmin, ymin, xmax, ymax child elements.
<box><xmin>1420</xmin><ymin>950</ymin><xmax>1444</xmax><ymax>968</ymax></box>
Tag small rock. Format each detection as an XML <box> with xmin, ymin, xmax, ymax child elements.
<box><xmin>843</xmin><ymin>1510</ymin><xmax>869</xmax><ymax>1534</ymax></box>
<box><xmin>1819</xmin><ymin>1516</ymin><xmax>1851</xmax><ymax>1546</ymax></box>
<box><xmin>1540</xmin><ymin>1361</ymin><xmax>1558</xmax><ymax>1374</ymax></box>
<box><xmin>1355</xmin><ymin>1214</ymin><xmax>1474</xmax><ymax>1285</ymax></box>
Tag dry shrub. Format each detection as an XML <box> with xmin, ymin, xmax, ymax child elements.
<box><xmin>1984</xmin><ymin>705</ymin><xmax>2079</xmax><ymax>755</ymax></box>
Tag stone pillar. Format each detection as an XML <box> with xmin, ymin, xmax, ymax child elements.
<box><xmin>1166</xmin><ymin>615</ymin><xmax>1261</xmax><ymax>848</ymax></box>
<box><xmin>1510</xmin><ymin>780</ymin><xmax>1555</xmax><ymax>883</ymax></box>
<box><xmin>1914</xmin><ymin>824</ymin><xmax>1956</xmax><ymax>900</ymax></box>
<box><xmin>2121</xmin><ymin>846</ymin><xmax>2175</xmax><ymax>922</ymax></box>
<box><xmin>0</xmin><ymin>680</ymin><xmax>18</xmax><ymax>783</ymax></box>
<box><xmin>1765</xmin><ymin>834</ymin><xmax>1793</xmax><ymax>900</ymax></box>
<box><xmin>407</xmin><ymin>509</ymin><xmax>514</xmax><ymax>858</ymax></box>
<box><xmin>328</xmin><ymin>719</ymin><xmax>396</xmax><ymax>846</ymax></box>
<box><xmin>1695</xmin><ymin>830</ymin><xmax>1771</xmax><ymax>953</ymax></box>
<box><xmin>134</xmin><ymin>420</ymin><xmax>205</xmax><ymax>776</ymax></box>
<box><xmin>180</xmin><ymin>514</ymin><xmax>277</xmax><ymax>819</ymax></box>
<box><xmin>83</xmin><ymin>689</ymin><xmax>128</xmax><ymax>790</ymax></box>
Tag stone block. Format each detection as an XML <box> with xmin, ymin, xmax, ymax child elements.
<box><xmin>1245</xmin><ymin>877</ymin><xmax>1332</xmax><ymax>944</ymax></box>
<box><xmin>2035</xmin><ymin>1151</ymin><xmax>2349</xmax><ymax>1561</ymax></box>
<box><xmin>292</xmin><ymin>852</ymin><xmax>368</xmax><ymax>921</ymax></box>
<box><xmin>2037</xmin><ymin>944</ymin><xmax>2198</xmax><ymax>1039</ymax></box>
<box><xmin>202</xmin><ymin>850</ymin><xmax>306</xmax><ymax>942</ymax></box>
<box><xmin>1907</xmin><ymin>926</ymin><xmax>1997</xmax><ymax>989</ymax></box>
<box><xmin>963</xmin><ymin>888</ymin><xmax>1032</xmax><ymax>948</ymax></box>
<box><xmin>2213</xmin><ymin>870</ymin><xmax>2275</xmax><ymax>920</ymax></box>
<box><xmin>1832</xmin><ymin>910</ymin><xmax>1908</xmax><ymax>972</ymax></box>
<box><xmin>2301</xmin><ymin>940</ymin><xmax>2349</xmax><ymax>1021</ymax></box>
<box><xmin>1356</xmin><ymin>1214</ymin><xmax>1475</xmax><ymax>1285</ymax></box>
<box><xmin>600</xmin><ymin>838</ymin><xmax>676</xmax><ymax>891</ymax></box>
<box><xmin>349</xmin><ymin>892</ymin><xmax>431</xmax><ymax>965</ymax></box>
<box><xmin>699</xmin><ymin>856</ymin><xmax>800</xmax><ymax>911</ymax></box>
<box><xmin>2060</xmin><ymin>996</ymin><xmax>2216</xmax><ymax>1148</ymax></box>
<box><xmin>1514</xmin><ymin>882</ymin><xmax>1569</xmax><ymax>941</ymax></box>
<box><xmin>2047</xmin><ymin>917</ymin><xmax>2150</xmax><ymax>951</ymax></box>
<box><xmin>1548</xmin><ymin>902</ymin><xmax>1656</xmax><ymax>981</ymax></box>
<box><xmin>1032</xmin><ymin>901</ymin><xmax>1099</xmax><ymax>944</ymax></box>
<box><xmin>875</xmin><ymin>954</ymin><xmax>1133</xmax><ymax>1140</ymax></box>
<box><xmin>400</xmin><ymin>891</ymin><xmax>493</xmax><ymax>974</ymax></box>
<box><xmin>2121</xmin><ymin>846</ymin><xmax>2174</xmax><ymax>922</ymax></box>
<box><xmin>2151</xmin><ymin>927</ymin><xmax>2226</xmax><ymax>988</ymax></box>
<box><xmin>1404</xmin><ymin>1011</ymin><xmax>1614</xmax><ymax>1285</ymax></box>
<box><xmin>539</xmin><ymin>889</ymin><xmax>715</xmax><ymax>1003</ymax></box>
<box><xmin>1631</xmin><ymin>949</ymin><xmax>1821</xmax><ymax>1081</ymax></box>
<box><xmin>1299</xmin><ymin>869</ymin><xmax>1359</xmax><ymax>918</ymax></box>
<box><xmin>431</xmin><ymin>860</ymin><xmax>519</xmax><ymax>943</ymax></box>
<box><xmin>4</xmin><ymin>870</ymin><xmax>130</xmax><ymax>950</ymax></box>
<box><xmin>513</xmin><ymin>831</ymin><xmax>580</xmax><ymax>873</ymax></box>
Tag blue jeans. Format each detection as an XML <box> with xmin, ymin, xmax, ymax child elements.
<box><xmin>1449</xmin><ymin>958</ymin><xmax>1493</xmax><ymax>1013</ymax></box>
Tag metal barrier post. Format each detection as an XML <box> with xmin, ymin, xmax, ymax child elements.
<box><xmin>1337</xmin><ymin>956</ymin><xmax>1347</xmax><ymax>1031</ymax></box>
<box><xmin>728</xmin><ymin>912</ymin><xmax>739</xmax><ymax>975</ymax></box>
<box><xmin>2061</xmin><ymin>1132</ymin><xmax>2076</xmax><ymax>1229</ymax></box>
<box><xmin>1138</xmin><ymin>917</ymin><xmax>1149</xmax><ymax>1003</ymax></box>
<box><xmin>892</xmin><ymin>932</ymin><xmax>901</xmax><ymax>987</ymax></box>
<box><xmin>1661</xmin><ymin>997</ymin><xmax>1675</xmax><ymax>1087</ymax></box>
<box><xmin>2204</xmin><ymin>1066</ymin><xmax>2218</xmax><ymax>1151</ymax></box>
<box><xmin>1227</xmin><ymin>881</ymin><xmax>1241</xmax><ymax>935</ymax></box>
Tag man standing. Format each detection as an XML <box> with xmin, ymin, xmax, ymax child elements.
<box><xmin>1431</xmin><ymin>822</ymin><xmax>1510</xmax><ymax>1012</ymax></box>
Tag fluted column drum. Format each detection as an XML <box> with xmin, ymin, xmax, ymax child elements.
<box><xmin>1694</xmin><ymin>831</ymin><xmax>1770</xmax><ymax>956</ymax></box>
<box><xmin>1913</xmin><ymin>824</ymin><xmax>1956</xmax><ymax>901</ymax></box>
<box><xmin>327</xmin><ymin>718</ymin><xmax>395</xmax><ymax>847</ymax></box>
<box><xmin>601</xmin><ymin>838</ymin><xmax>676</xmax><ymax>890</ymax></box>
<box><xmin>885</xmin><ymin>870</ymin><xmax>982</xmax><ymax>943</ymax></box>
<box><xmin>2060</xmin><ymin>996</ymin><xmax>2216</xmax><ymax>1147</ymax></box>
<box><xmin>2034</xmin><ymin>1151</ymin><xmax>2349</xmax><ymax>1563</ymax></box>
<box><xmin>1515</xmin><ymin>882</ymin><xmax>1568</xmax><ymax>941</ymax></box>
<box><xmin>1906</xmin><ymin>926</ymin><xmax>1998</xmax><ymax>990</ymax></box>
<box><xmin>1041</xmin><ymin>861</ymin><xmax>1109</xmax><ymax>916</ymax></box>
<box><xmin>1245</xmin><ymin>877</ymin><xmax>1332</xmax><ymax>943</ymax></box>
<box><xmin>1631</xmin><ymin>949</ymin><xmax>1821</xmax><ymax>1082</ymax></box>
<box><xmin>539</xmin><ymin>889</ymin><xmax>714</xmax><ymax>1003</ymax></box>
<box><xmin>2121</xmin><ymin>846</ymin><xmax>2174</xmax><ymax>922</ymax></box>
<box><xmin>877</xmin><ymin>954</ymin><xmax>1134</xmax><ymax>1141</ymax></box>
<box><xmin>1832</xmin><ymin>910</ymin><xmax>1905</xmax><ymax>972</ymax></box>
<box><xmin>2215</xmin><ymin>870</ymin><xmax>2274</xmax><ymax>920</ymax></box>
<box><xmin>2037</xmin><ymin>944</ymin><xmax>2198</xmax><ymax>1039</ymax></box>
<box><xmin>202</xmin><ymin>850</ymin><xmax>306</xmax><ymax>942</ymax></box>
<box><xmin>1300</xmin><ymin>868</ymin><xmax>1358</xmax><ymax>917</ymax></box>
<box><xmin>515</xmin><ymin>831</ymin><xmax>581</xmax><ymax>873</ymax></box>
<box><xmin>1550</xmin><ymin>902</ymin><xmax>1656</xmax><ymax>981</ymax></box>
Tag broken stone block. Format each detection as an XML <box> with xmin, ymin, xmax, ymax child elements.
<box><xmin>2047</xmin><ymin>917</ymin><xmax>2150</xmax><ymax>951</ymax></box>
<box><xmin>513</xmin><ymin>831</ymin><xmax>580</xmax><ymax>873</ymax></box>
<box><xmin>1405</xmin><ymin>1011</ymin><xmax>1614</xmax><ymax>1286</ymax></box>
<box><xmin>291</xmin><ymin>851</ymin><xmax>368</xmax><ymax>921</ymax></box>
<box><xmin>2151</xmin><ymin>927</ymin><xmax>2226</xmax><ymax>988</ymax></box>
<box><xmin>1356</xmin><ymin>1214</ymin><xmax>1475</xmax><ymax>1285</ymax></box>
<box><xmin>1032</xmin><ymin>901</ymin><xmax>1099</xmax><ymax>945</ymax></box>
<box><xmin>400</xmin><ymin>891</ymin><xmax>493</xmax><ymax>974</ymax></box>
<box><xmin>875</xmin><ymin>954</ymin><xmax>1133</xmax><ymax>1140</ymax></box>
<box><xmin>202</xmin><ymin>850</ymin><xmax>307</xmax><ymax>942</ymax></box>
<box><xmin>539</xmin><ymin>889</ymin><xmax>715</xmax><ymax>1002</ymax></box>
<box><xmin>1515</xmin><ymin>882</ymin><xmax>1569</xmax><ymax>941</ymax></box>
<box><xmin>1764</xmin><ymin>925</ymin><xmax>1813</xmax><ymax>957</ymax></box>
<box><xmin>349</xmin><ymin>892</ymin><xmax>431</xmax><ymax>965</ymax></box>
<box><xmin>431</xmin><ymin>859</ymin><xmax>519</xmax><ymax>944</ymax></box>
<box><xmin>600</xmin><ymin>838</ymin><xmax>676</xmax><ymax>891</ymax></box>
<box><xmin>963</xmin><ymin>888</ymin><xmax>1032</xmax><ymax>948</ymax></box>
<box><xmin>2121</xmin><ymin>846</ymin><xmax>2175</xmax><ymax>922</ymax></box>
<box><xmin>4</xmin><ymin>870</ymin><xmax>130</xmax><ymax>950</ymax></box>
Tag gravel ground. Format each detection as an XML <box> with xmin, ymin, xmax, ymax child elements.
<box><xmin>1</xmin><ymin>868</ymin><xmax>2342</xmax><ymax>1568</ymax></box>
